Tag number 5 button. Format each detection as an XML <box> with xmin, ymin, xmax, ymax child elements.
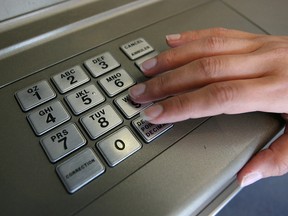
<box><xmin>97</xmin><ymin>127</ymin><xmax>142</xmax><ymax>167</ymax></box>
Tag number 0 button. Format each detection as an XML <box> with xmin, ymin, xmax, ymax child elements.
<box><xmin>97</xmin><ymin>127</ymin><xmax>142</xmax><ymax>167</ymax></box>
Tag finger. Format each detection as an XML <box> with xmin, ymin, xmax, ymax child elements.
<box><xmin>141</xmin><ymin>36</ymin><xmax>262</xmax><ymax>76</ymax></box>
<box><xmin>129</xmin><ymin>52</ymin><xmax>274</xmax><ymax>104</ymax></box>
<box><xmin>166</xmin><ymin>27</ymin><xmax>261</xmax><ymax>48</ymax></box>
<box><xmin>237</xmin><ymin>126</ymin><xmax>288</xmax><ymax>187</ymax></box>
<box><xmin>139</xmin><ymin>77</ymin><xmax>285</xmax><ymax>124</ymax></box>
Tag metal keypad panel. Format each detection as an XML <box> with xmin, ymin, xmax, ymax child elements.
<box><xmin>15</xmin><ymin>38</ymin><xmax>173</xmax><ymax>193</ymax></box>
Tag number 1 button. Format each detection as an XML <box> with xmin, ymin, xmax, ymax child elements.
<box><xmin>97</xmin><ymin>127</ymin><xmax>142</xmax><ymax>167</ymax></box>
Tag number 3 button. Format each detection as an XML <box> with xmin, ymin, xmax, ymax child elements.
<box><xmin>97</xmin><ymin>127</ymin><xmax>142</xmax><ymax>167</ymax></box>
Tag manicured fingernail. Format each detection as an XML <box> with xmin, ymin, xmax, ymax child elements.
<box><xmin>240</xmin><ymin>172</ymin><xmax>262</xmax><ymax>187</ymax></box>
<box><xmin>166</xmin><ymin>34</ymin><xmax>181</xmax><ymax>41</ymax></box>
<box><xmin>140</xmin><ymin>58</ymin><xmax>157</xmax><ymax>72</ymax></box>
<box><xmin>129</xmin><ymin>83</ymin><xmax>146</xmax><ymax>99</ymax></box>
<box><xmin>141</xmin><ymin>104</ymin><xmax>163</xmax><ymax>122</ymax></box>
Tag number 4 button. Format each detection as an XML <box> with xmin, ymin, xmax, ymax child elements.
<box><xmin>97</xmin><ymin>127</ymin><xmax>142</xmax><ymax>167</ymax></box>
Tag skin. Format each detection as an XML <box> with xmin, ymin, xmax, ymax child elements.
<box><xmin>128</xmin><ymin>27</ymin><xmax>288</xmax><ymax>187</ymax></box>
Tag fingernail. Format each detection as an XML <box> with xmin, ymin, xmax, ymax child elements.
<box><xmin>141</xmin><ymin>104</ymin><xmax>163</xmax><ymax>122</ymax></box>
<box><xmin>166</xmin><ymin>34</ymin><xmax>181</xmax><ymax>41</ymax></box>
<box><xmin>140</xmin><ymin>58</ymin><xmax>157</xmax><ymax>72</ymax></box>
<box><xmin>129</xmin><ymin>83</ymin><xmax>146</xmax><ymax>99</ymax></box>
<box><xmin>240</xmin><ymin>172</ymin><xmax>262</xmax><ymax>187</ymax></box>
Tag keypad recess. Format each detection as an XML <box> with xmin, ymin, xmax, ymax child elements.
<box><xmin>15</xmin><ymin>38</ymin><xmax>173</xmax><ymax>193</ymax></box>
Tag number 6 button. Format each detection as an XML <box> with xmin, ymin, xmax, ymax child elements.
<box><xmin>97</xmin><ymin>127</ymin><xmax>142</xmax><ymax>167</ymax></box>
<box><xmin>98</xmin><ymin>69</ymin><xmax>135</xmax><ymax>97</ymax></box>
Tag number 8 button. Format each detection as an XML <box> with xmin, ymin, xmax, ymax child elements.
<box><xmin>80</xmin><ymin>104</ymin><xmax>123</xmax><ymax>139</ymax></box>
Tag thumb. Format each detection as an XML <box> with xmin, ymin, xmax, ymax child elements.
<box><xmin>237</xmin><ymin>125</ymin><xmax>288</xmax><ymax>187</ymax></box>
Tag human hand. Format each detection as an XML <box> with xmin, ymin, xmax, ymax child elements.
<box><xmin>128</xmin><ymin>28</ymin><xmax>288</xmax><ymax>187</ymax></box>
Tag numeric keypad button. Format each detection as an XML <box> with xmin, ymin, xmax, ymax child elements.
<box><xmin>98</xmin><ymin>69</ymin><xmax>135</xmax><ymax>97</ymax></box>
<box><xmin>114</xmin><ymin>93</ymin><xmax>152</xmax><ymax>118</ymax></box>
<box><xmin>132</xmin><ymin>116</ymin><xmax>173</xmax><ymax>143</ymax></box>
<box><xmin>120</xmin><ymin>38</ymin><xmax>154</xmax><ymax>60</ymax></box>
<box><xmin>40</xmin><ymin>123</ymin><xmax>86</xmax><ymax>163</ymax></box>
<box><xmin>51</xmin><ymin>65</ymin><xmax>90</xmax><ymax>94</ymax></box>
<box><xmin>56</xmin><ymin>148</ymin><xmax>105</xmax><ymax>194</ymax></box>
<box><xmin>97</xmin><ymin>127</ymin><xmax>141</xmax><ymax>167</ymax></box>
<box><xmin>65</xmin><ymin>84</ymin><xmax>105</xmax><ymax>115</ymax></box>
<box><xmin>27</xmin><ymin>100</ymin><xmax>71</xmax><ymax>136</ymax></box>
<box><xmin>15</xmin><ymin>80</ymin><xmax>56</xmax><ymax>111</ymax></box>
<box><xmin>80</xmin><ymin>104</ymin><xmax>123</xmax><ymax>140</ymax></box>
<box><xmin>84</xmin><ymin>52</ymin><xmax>120</xmax><ymax>77</ymax></box>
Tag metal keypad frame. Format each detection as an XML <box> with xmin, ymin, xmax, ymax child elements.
<box><xmin>14</xmin><ymin>38</ymin><xmax>173</xmax><ymax>194</ymax></box>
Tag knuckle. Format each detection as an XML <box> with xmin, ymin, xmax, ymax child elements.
<box><xmin>152</xmin><ymin>75</ymin><xmax>169</xmax><ymax>96</ymax></box>
<box><xmin>208</xmin><ymin>83</ymin><xmax>236</xmax><ymax>108</ymax></box>
<box><xmin>162</xmin><ymin>49</ymin><xmax>177</xmax><ymax>66</ymax></box>
<box><xmin>205</xmin><ymin>36</ymin><xmax>226</xmax><ymax>50</ymax></box>
<box><xmin>173</xmin><ymin>95</ymin><xmax>190</xmax><ymax>117</ymax></box>
<box><xmin>209</xmin><ymin>27</ymin><xmax>229</xmax><ymax>35</ymax></box>
<box><xmin>270</xmin><ymin>145</ymin><xmax>288</xmax><ymax>176</ymax></box>
<box><xmin>271</xmin><ymin>47</ymin><xmax>288</xmax><ymax>57</ymax></box>
<box><xmin>197</xmin><ymin>57</ymin><xmax>223</xmax><ymax>80</ymax></box>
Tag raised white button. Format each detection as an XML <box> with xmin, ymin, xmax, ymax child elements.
<box><xmin>40</xmin><ymin>123</ymin><xmax>86</xmax><ymax>163</ymax></box>
<box><xmin>15</xmin><ymin>80</ymin><xmax>56</xmax><ymax>111</ymax></box>
<box><xmin>51</xmin><ymin>65</ymin><xmax>90</xmax><ymax>93</ymax></box>
<box><xmin>114</xmin><ymin>93</ymin><xmax>152</xmax><ymax>118</ymax></box>
<box><xmin>98</xmin><ymin>69</ymin><xmax>135</xmax><ymax>97</ymax></box>
<box><xmin>120</xmin><ymin>38</ymin><xmax>154</xmax><ymax>60</ymax></box>
<box><xmin>80</xmin><ymin>104</ymin><xmax>123</xmax><ymax>140</ymax></box>
<box><xmin>84</xmin><ymin>52</ymin><xmax>120</xmax><ymax>77</ymax></box>
<box><xmin>65</xmin><ymin>84</ymin><xmax>105</xmax><ymax>115</ymax></box>
<box><xmin>97</xmin><ymin>127</ymin><xmax>141</xmax><ymax>167</ymax></box>
<box><xmin>132</xmin><ymin>116</ymin><xmax>173</xmax><ymax>143</ymax></box>
<box><xmin>56</xmin><ymin>148</ymin><xmax>105</xmax><ymax>193</ymax></box>
<box><xmin>27</xmin><ymin>100</ymin><xmax>70</xmax><ymax>136</ymax></box>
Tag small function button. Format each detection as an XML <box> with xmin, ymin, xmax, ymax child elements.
<box><xmin>114</xmin><ymin>93</ymin><xmax>152</xmax><ymax>119</ymax></box>
<box><xmin>80</xmin><ymin>104</ymin><xmax>123</xmax><ymax>140</ymax></box>
<box><xmin>120</xmin><ymin>38</ymin><xmax>154</xmax><ymax>60</ymax></box>
<box><xmin>15</xmin><ymin>80</ymin><xmax>56</xmax><ymax>111</ymax></box>
<box><xmin>84</xmin><ymin>52</ymin><xmax>120</xmax><ymax>77</ymax></box>
<box><xmin>132</xmin><ymin>116</ymin><xmax>173</xmax><ymax>143</ymax></box>
<box><xmin>65</xmin><ymin>84</ymin><xmax>105</xmax><ymax>115</ymax></box>
<box><xmin>27</xmin><ymin>100</ymin><xmax>71</xmax><ymax>136</ymax></box>
<box><xmin>98</xmin><ymin>69</ymin><xmax>135</xmax><ymax>97</ymax></box>
<box><xmin>97</xmin><ymin>127</ymin><xmax>142</xmax><ymax>167</ymax></box>
<box><xmin>40</xmin><ymin>123</ymin><xmax>86</xmax><ymax>163</ymax></box>
<box><xmin>56</xmin><ymin>148</ymin><xmax>105</xmax><ymax>194</ymax></box>
<box><xmin>51</xmin><ymin>65</ymin><xmax>90</xmax><ymax>94</ymax></box>
<box><xmin>135</xmin><ymin>51</ymin><xmax>159</xmax><ymax>72</ymax></box>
